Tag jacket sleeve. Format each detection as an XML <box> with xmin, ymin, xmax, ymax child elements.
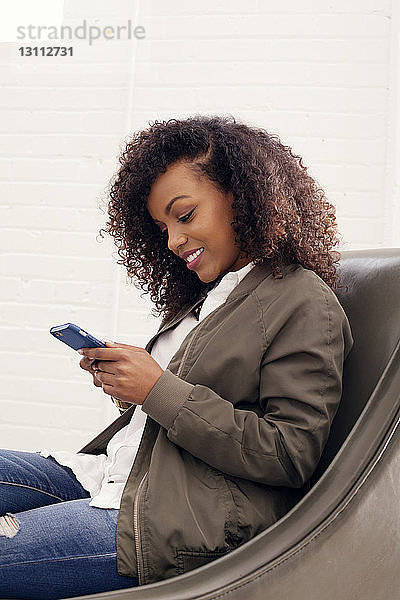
<box><xmin>141</xmin><ymin>283</ymin><xmax>353</xmax><ymax>488</ymax></box>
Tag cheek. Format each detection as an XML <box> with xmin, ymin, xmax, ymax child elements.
<box><xmin>208</xmin><ymin>205</ymin><xmax>235</xmax><ymax>234</ymax></box>
<box><xmin>220</xmin><ymin>217</ymin><xmax>238</xmax><ymax>247</ymax></box>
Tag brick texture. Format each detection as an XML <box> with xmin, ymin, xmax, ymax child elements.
<box><xmin>0</xmin><ymin>0</ymin><xmax>397</xmax><ymax>450</ymax></box>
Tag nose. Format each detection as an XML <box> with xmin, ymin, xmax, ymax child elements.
<box><xmin>167</xmin><ymin>228</ymin><xmax>187</xmax><ymax>255</ymax></box>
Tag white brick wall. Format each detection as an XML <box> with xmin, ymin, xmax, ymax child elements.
<box><xmin>0</xmin><ymin>0</ymin><xmax>399</xmax><ymax>451</ymax></box>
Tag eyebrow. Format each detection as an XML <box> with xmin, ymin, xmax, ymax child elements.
<box><xmin>152</xmin><ymin>195</ymin><xmax>192</xmax><ymax>223</ymax></box>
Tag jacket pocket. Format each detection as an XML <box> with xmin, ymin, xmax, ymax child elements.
<box><xmin>220</xmin><ymin>473</ymin><xmax>298</xmax><ymax>543</ymax></box>
<box><xmin>206</xmin><ymin>466</ymin><xmax>244</xmax><ymax>550</ymax></box>
<box><xmin>176</xmin><ymin>548</ymin><xmax>231</xmax><ymax>576</ymax></box>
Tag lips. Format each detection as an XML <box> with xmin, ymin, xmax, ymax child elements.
<box><xmin>180</xmin><ymin>247</ymin><xmax>204</xmax><ymax>262</ymax></box>
<box><xmin>185</xmin><ymin>248</ymin><xmax>205</xmax><ymax>270</ymax></box>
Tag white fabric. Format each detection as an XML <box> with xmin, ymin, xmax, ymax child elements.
<box><xmin>41</xmin><ymin>261</ymin><xmax>255</xmax><ymax>508</ymax></box>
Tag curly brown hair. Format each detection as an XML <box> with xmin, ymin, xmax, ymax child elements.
<box><xmin>99</xmin><ymin>114</ymin><xmax>343</xmax><ymax>322</ymax></box>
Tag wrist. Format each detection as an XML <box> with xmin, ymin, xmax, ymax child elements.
<box><xmin>111</xmin><ymin>397</ymin><xmax>131</xmax><ymax>411</ymax></box>
<box><xmin>141</xmin><ymin>369</ymin><xmax>194</xmax><ymax>429</ymax></box>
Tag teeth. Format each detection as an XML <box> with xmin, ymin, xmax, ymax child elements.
<box><xmin>186</xmin><ymin>248</ymin><xmax>204</xmax><ymax>263</ymax></box>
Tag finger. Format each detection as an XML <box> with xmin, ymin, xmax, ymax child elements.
<box><xmin>101</xmin><ymin>383</ymin><xmax>115</xmax><ymax>397</ymax></box>
<box><xmin>94</xmin><ymin>371</ymin><xmax>115</xmax><ymax>387</ymax></box>
<box><xmin>92</xmin><ymin>374</ymin><xmax>102</xmax><ymax>388</ymax></box>
<box><xmin>94</xmin><ymin>360</ymin><xmax>116</xmax><ymax>375</ymax></box>
<box><xmin>105</xmin><ymin>342</ymin><xmax>143</xmax><ymax>350</ymax></box>
<box><xmin>79</xmin><ymin>356</ymin><xmax>96</xmax><ymax>372</ymax></box>
<box><xmin>78</xmin><ymin>347</ymin><xmax>124</xmax><ymax>361</ymax></box>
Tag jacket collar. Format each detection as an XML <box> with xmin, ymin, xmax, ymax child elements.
<box><xmin>223</xmin><ymin>259</ymin><xmax>273</xmax><ymax>303</ymax></box>
<box><xmin>148</xmin><ymin>260</ymin><xmax>274</xmax><ymax>345</ymax></box>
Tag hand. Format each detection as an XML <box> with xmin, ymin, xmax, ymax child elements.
<box><xmin>79</xmin><ymin>355</ymin><xmax>103</xmax><ymax>389</ymax></box>
<box><xmin>78</xmin><ymin>342</ymin><xmax>164</xmax><ymax>405</ymax></box>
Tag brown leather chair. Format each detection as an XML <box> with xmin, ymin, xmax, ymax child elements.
<box><xmin>73</xmin><ymin>248</ymin><xmax>400</xmax><ymax>600</ymax></box>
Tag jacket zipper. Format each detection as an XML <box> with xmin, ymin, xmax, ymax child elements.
<box><xmin>133</xmin><ymin>302</ymin><xmax>217</xmax><ymax>580</ymax></box>
<box><xmin>133</xmin><ymin>325</ymin><xmax>204</xmax><ymax>582</ymax></box>
<box><xmin>133</xmin><ymin>471</ymin><xmax>148</xmax><ymax>585</ymax></box>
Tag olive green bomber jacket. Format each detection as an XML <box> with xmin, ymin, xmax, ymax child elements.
<box><xmin>79</xmin><ymin>261</ymin><xmax>354</xmax><ymax>585</ymax></box>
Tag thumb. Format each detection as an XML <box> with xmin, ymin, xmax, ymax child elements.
<box><xmin>105</xmin><ymin>341</ymin><xmax>143</xmax><ymax>350</ymax></box>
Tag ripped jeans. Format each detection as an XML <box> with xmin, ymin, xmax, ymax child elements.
<box><xmin>0</xmin><ymin>449</ymin><xmax>138</xmax><ymax>600</ymax></box>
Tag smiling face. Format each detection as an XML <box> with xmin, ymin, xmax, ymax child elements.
<box><xmin>146</xmin><ymin>161</ymin><xmax>251</xmax><ymax>283</ymax></box>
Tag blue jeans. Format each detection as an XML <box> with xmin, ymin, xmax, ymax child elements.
<box><xmin>0</xmin><ymin>449</ymin><xmax>138</xmax><ymax>599</ymax></box>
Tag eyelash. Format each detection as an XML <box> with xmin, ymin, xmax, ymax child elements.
<box><xmin>160</xmin><ymin>209</ymin><xmax>195</xmax><ymax>234</ymax></box>
<box><xmin>179</xmin><ymin>208</ymin><xmax>195</xmax><ymax>223</ymax></box>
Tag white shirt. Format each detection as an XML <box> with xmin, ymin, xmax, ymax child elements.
<box><xmin>41</xmin><ymin>261</ymin><xmax>255</xmax><ymax>508</ymax></box>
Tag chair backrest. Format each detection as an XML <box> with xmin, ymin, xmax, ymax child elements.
<box><xmin>311</xmin><ymin>247</ymin><xmax>400</xmax><ymax>482</ymax></box>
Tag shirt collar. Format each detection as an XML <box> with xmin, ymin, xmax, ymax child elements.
<box><xmin>208</xmin><ymin>261</ymin><xmax>256</xmax><ymax>296</ymax></box>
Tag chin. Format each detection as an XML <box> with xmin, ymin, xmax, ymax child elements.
<box><xmin>197</xmin><ymin>274</ymin><xmax>212</xmax><ymax>283</ymax></box>
<box><xmin>196</xmin><ymin>270</ymin><xmax>216</xmax><ymax>284</ymax></box>
<box><xmin>196</xmin><ymin>261</ymin><xmax>226</xmax><ymax>284</ymax></box>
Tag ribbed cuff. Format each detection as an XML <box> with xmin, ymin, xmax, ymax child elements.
<box><xmin>141</xmin><ymin>369</ymin><xmax>195</xmax><ymax>430</ymax></box>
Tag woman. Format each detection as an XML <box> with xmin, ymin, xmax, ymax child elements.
<box><xmin>0</xmin><ymin>115</ymin><xmax>353</xmax><ymax>599</ymax></box>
